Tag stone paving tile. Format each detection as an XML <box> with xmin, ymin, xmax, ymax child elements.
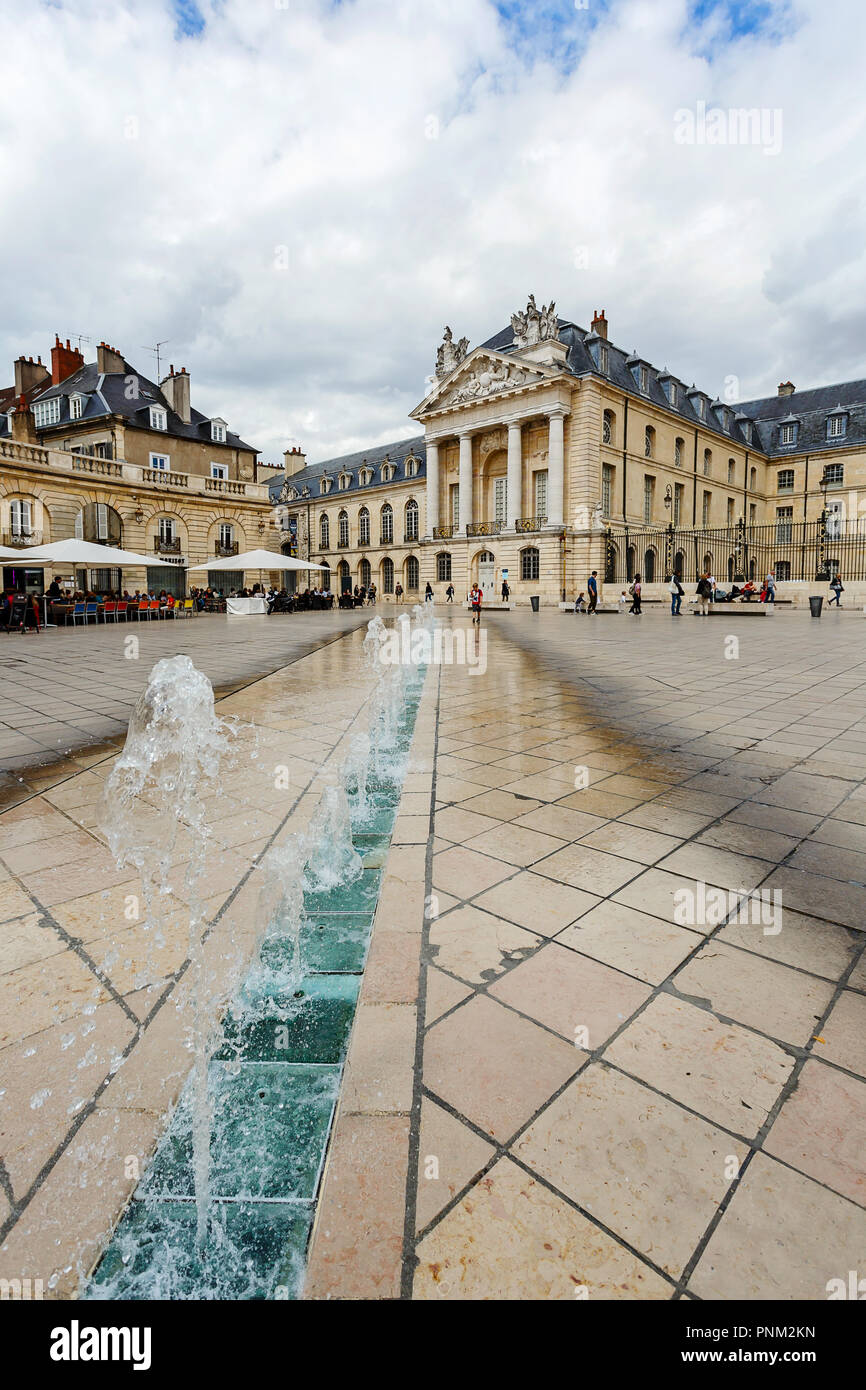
<box><xmin>673</xmin><ymin>940</ymin><xmax>834</xmax><ymax>1046</ymax></box>
<box><xmin>716</xmin><ymin>907</ymin><xmax>859</xmax><ymax>981</ymax></box>
<box><xmin>428</xmin><ymin>904</ymin><xmax>541</xmax><ymax>985</ymax></box>
<box><xmin>515</xmin><ymin>1064</ymin><xmax>748</xmax><ymax>1277</ymax></box>
<box><xmin>539</xmin><ymin>843</ymin><xmax>644</xmax><ymax>896</ymax></box>
<box><xmin>819</xmin><ymin>989</ymin><xmax>866</xmax><ymax>1077</ymax></box>
<box><xmin>414</xmin><ymin>1158</ymin><xmax>671</xmax><ymax>1300</ymax></box>
<box><xmin>689</xmin><ymin>1152</ymin><xmax>866</xmax><ymax>1299</ymax></box>
<box><xmin>489</xmin><ymin>942</ymin><xmax>651</xmax><ymax>1046</ymax></box>
<box><xmin>424</xmin><ymin>966</ymin><xmax>473</xmax><ymax>1025</ymax></box>
<box><xmin>423</xmin><ymin>994</ymin><xmax>581</xmax><ymax>1141</ymax></box>
<box><xmin>472</xmin><ymin>870</ymin><xmax>598</xmax><ymax>937</ymax></box>
<box><xmin>577</xmin><ymin>821</ymin><xmax>683</xmax><ymax>866</ymax></box>
<box><xmin>431</xmin><ymin>845</ymin><xmax>513</xmax><ymax>900</ymax></box>
<box><xmin>762</xmin><ymin>864</ymin><xmax>866</xmax><ymax>927</ymax></box>
<box><xmin>557</xmin><ymin>899</ymin><xmax>703</xmax><ymax>985</ymax></box>
<box><xmin>603</xmin><ymin>993</ymin><xmax>795</xmax><ymax>1138</ymax></box>
<box><xmin>764</xmin><ymin>1060</ymin><xmax>866</xmax><ymax>1205</ymax></box>
<box><xmin>415</xmin><ymin>1098</ymin><xmax>496</xmax><ymax>1232</ymax></box>
<box><xmin>464</xmin><ymin>823</ymin><xmax>566</xmax><ymax>868</ymax></box>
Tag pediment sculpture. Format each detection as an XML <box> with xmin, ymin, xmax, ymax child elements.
<box><xmin>435</xmin><ymin>325</ymin><xmax>469</xmax><ymax>378</ymax></box>
<box><xmin>441</xmin><ymin>356</ymin><xmax>537</xmax><ymax>406</ymax></box>
<box><xmin>511</xmin><ymin>294</ymin><xmax>558</xmax><ymax>349</ymax></box>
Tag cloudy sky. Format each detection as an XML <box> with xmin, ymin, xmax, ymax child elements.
<box><xmin>2</xmin><ymin>0</ymin><xmax>864</xmax><ymax>464</ymax></box>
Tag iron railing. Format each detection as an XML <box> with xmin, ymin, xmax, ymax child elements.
<box><xmin>432</xmin><ymin>525</ymin><xmax>454</xmax><ymax>539</ymax></box>
<box><xmin>515</xmin><ymin>517</ymin><xmax>547</xmax><ymax>533</ymax></box>
<box><xmin>467</xmin><ymin>521</ymin><xmax>501</xmax><ymax>537</ymax></box>
<box><xmin>214</xmin><ymin>541</ymin><xmax>239</xmax><ymax>557</ymax></box>
<box><xmin>153</xmin><ymin>535</ymin><xmax>181</xmax><ymax>554</ymax></box>
<box><xmin>603</xmin><ymin>517</ymin><xmax>866</xmax><ymax>584</ymax></box>
<box><xmin>3</xmin><ymin>529</ymin><xmax>42</xmax><ymax>547</ymax></box>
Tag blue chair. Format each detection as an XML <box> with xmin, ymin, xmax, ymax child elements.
<box><xmin>84</xmin><ymin>601</ymin><xmax>99</xmax><ymax>625</ymax></box>
<box><xmin>71</xmin><ymin>602</ymin><xmax>87</xmax><ymax>626</ymax></box>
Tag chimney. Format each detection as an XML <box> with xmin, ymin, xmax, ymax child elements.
<box><xmin>778</xmin><ymin>381</ymin><xmax>795</xmax><ymax>397</ymax></box>
<box><xmin>160</xmin><ymin>365</ymin><xmax>191</xmax><ymax>424</ymax></box>
<box><xmin>10</xmin><ymin>394</ymin><xmax>36</xmax><ymax>444</ymax></box>
<box><xmin>96</xmin><ymin>341</ymin><xmax>126</xmax><ymax>375</ymax></box>
<box><xmin>51</xmin><ymin>335</ymin><xmax>85</xmax><ymax>385</ymax></box>
<box><xmin>283</xmin><ymin>444</ymin><xmax>307</xmax><ymax>477</ymax></box>
<box><xmin>591</xmin><ymin>309</ymin><xmax>608</xmax><ymax>340</ymax></box>
<box><xmin>14</xmin><ymin>354</ymin><xmax>50</xmax><ymax>396</ymax></box>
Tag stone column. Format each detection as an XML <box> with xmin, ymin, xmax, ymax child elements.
<box><xmin>458</xmin><ymin>432</ymin><xmax>473</xmax><ymax>533</ymax></box>
<box><xmin>506</xmin><ymin>421</ymin><xmax>522</xmax><ymax>528</ymax></box>
<box><xmin>425</xmin><ymin>438</ymin><xmax>439</xmax><ymax>535</ymax></box>
<box><xmin>547</xmin><ymin>409</ymin><xmax>566</xmax><ymax>527</ymax></box>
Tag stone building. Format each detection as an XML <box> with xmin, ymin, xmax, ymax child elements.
<box><xmin>0</xmin><ymin>337</ymin><xmax>278</xmax><ymax>596</ymax></box>
<box><xmin>271</xmin><ymin>298</ymin><xmax>866</xmax><ymax>604</ymax></box>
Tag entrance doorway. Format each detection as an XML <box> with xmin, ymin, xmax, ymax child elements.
<box><xmin>477</xmin><ymin>550</ymin><xmax>496</xmax><ymax>602</ymax></box>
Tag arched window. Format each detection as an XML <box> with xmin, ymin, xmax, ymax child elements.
<box><xmin>405</xmin><ymin>498</ymin><xmax>419</xmax><ymax>541</ymax></box>
<box><xmin>337</xmin><ymin>559</ymin><xmax>351</xmax><ymax>592</ymax></box>
<box><xmin>749</xmin><ymin>466</ymin><xmax>757</xmax><ymax>490</ymax></box>
<box><xmin>674</xmin><ymin>550</ymin><xmax>685</xmax><ymax>579</ymax></box>
<box><xmin>382</xmin><ymin>556</ymin><xmax>394</xmax><ymax>593</ymax></box>
<box><xmin>9</xmin><ymin>497</ymin><xmax>36</xmax><ymax>540</ymax></box>
<box><xmin>359</xmin><ymin>557</ymin><xmax>371</xmax><ymax>588</ymax></box>
<box><xmin>338</xmin><ymin>509</ymin><xmax>349</xmax><ymax>547</ymax></box>
<box><xmin>727</xmin><ymin>458</ymin><xmax>736</xmax><ymax>484</ymax></box>
<box><xmin>319</xmin><ymin>513</ymin><xmax>330</xmax><ymax>549</ymax></box>
<box><xmin>74</xmin><ymin>502</ymin><xmax>122</xmax><ymax>545</ymax></box>
<box><xmin>674</xmin><ymin>437</ymin><xmax>684</xmax><ymax>467</ymax></box>
<box><xmin>605</xmin><ymin>542</ymin><xmax>617</xmax><ymax>584</ymax></box>
<box><xmin>520</xmin><ymin>547</ymin><xmax>540</xmax><ymax>581</ymax></box>
<box><xmin>644</xmin><ymin>548</ymin><xmax>656</xmax><ymax>583</ymax></box>
<box><xmin>703</xmin><ymin>449</ymin><xmax>712</xmax><ymax>476</ymax></box>
<box><xmin>602</xmin><ymin>410</ymin><xmax>614</xmax><ymax>446</ymax></box>
<box><xmin>645</xmin><ymin>426</ymin><xmax>655</xmax><ymax>458</ymax></box>
<box><xmin>436</xmin><ymin>551</ymin><xmax>451</xmax><ymax>582</ymax></box>
<box><xmin>358</xmin><ymin>506</ymin><xmax>370</xmax><ymax>545</ymax></box>
<box><xmin>626</xmin><ymin>546</ymin><xmax>636</xmax><ymax>581</ymax></box>
<box><xmin>320</xmin><ymin>562</ymin><xmax>331</xmax><ymax>591</ymax></box>
<box><xmin>406</xmin><ymin>555</ymin><xmax>419</xmax><ymax>590</ymax></box>
<box><xmin>702</xmin><ymin>553</ymin><xmax>713</xmax><ymax>574</ymax></box>
<box><xmin>380</xmin><ymin>503</ymin><xmax>393</xmax><ymax>544</ymax></box>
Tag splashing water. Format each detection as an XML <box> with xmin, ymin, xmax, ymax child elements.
<box><xmin>304</xmin><ymin>785</ymin><xmax>363</xmax><ymax>891</ymax></box>
<box><xmin>343</xmin><ymin>732</ymin><xmax>372</xmax><ymax>824</ymax></box>
<box><xmin>98</xmin><ymin>655</ymin><xmax>235</xmax><ymax>1248</ymax></box>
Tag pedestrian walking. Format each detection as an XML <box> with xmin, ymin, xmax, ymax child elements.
<box><xmin>425</xmin><ymin>581</ymin><xmax>434</xmax><ymax>603</ymax></box>
<box><xmin>469</xmin><ymin>583</ymin><xmax>483</xmax><ymax>625</ymax></box>
<box><xmin>394</xmin><ymin>581</ymin><xmax>404</xmax><ymax>604</ymax></box>
<box><xmin>669</xmin><ymin>571</ymin><xmax>684</xmax><ymax>615</ymax></box>
<box><xmin>445</xmin><ymin>583</ymin><xmax>455</xmax><ymax>603</ymax></box>
<box><xmin>628</xmin><ymin>573</ymin><xmax>642</xmax><ymax>615</ymax></box>
<box><xmin>763</xmin><ymin>571</ymin><xmax>776</xmax><ymax>604</ymax></box>
<box><xmin>696</xmin><ymin>571</ymin><xmax>712</xmax><ymax>616</ymax></box>
<box><xmin>587</xmin><ymin>570</ymin><xmax>598</xmax><ymax>614</ymax></box>
<box><xmin>501</xmin><ymin>579</ymin><xmax>510</xmax><ymax>602</ymax></box>
<box><xmin>829</xmin><ymin>573</ymin><xmax>843</xmax><ymax>606</ymax></box>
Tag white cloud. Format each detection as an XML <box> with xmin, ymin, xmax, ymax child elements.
<box><xmin>2</xmin><ymin>0</ymin><xmax>864</xmax><ymax>463</ymax></box>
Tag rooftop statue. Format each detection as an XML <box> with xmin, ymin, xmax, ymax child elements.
<box><xmin>511</xmin><ymin>294</ymin><xmax>558</xmax><ymax>348</ymax></box>
<box><xmin>435</xmin><ymin>325</ymin><xmax>469</xmax><ymax>378</ymax></box>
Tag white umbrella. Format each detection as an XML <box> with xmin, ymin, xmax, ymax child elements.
<box><xmin>188</xmin><ymin>549</ymin><xmax>325</xmax><ymax>573</ymax></box>
<box><xmin>13</xmin><ymin>538</ymin><xmax>174</xmax><ymax>567</ymax></box>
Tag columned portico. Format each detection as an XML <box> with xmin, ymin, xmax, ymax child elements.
<box><xmin>546</xmin><ymin>408</ymin><xmax>565</xmax><ymax>528</ymax></box>
<box><xmin>425</xmin><ymin>438</ymin><xmax>440</xmax><ymax>535</ymax></box>
<box><xmin>506</xmin><ymin>421</ymin><xmax>522</xmax><ymax>527</ymax></box>
<box><xmin>458</xmin><ymin>432</ymin><xmax>473</xmax><ymax>534</ymax></box>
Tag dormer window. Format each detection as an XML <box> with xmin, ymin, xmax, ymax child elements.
<box><xmin>405</xmin><ymin>457</ymin><xmax>418</xmax><ymax>478</ymax></box>
<box><xmin>381</xmin><ymin>462</ymin><xmax>395</xmax><ymax>482</ymax></box>
<box><xmin>320</xmin><ymin>475</ymin><xmax>332</xmax><ymax>494</ymax></box>
<box><xmin>211</xmin><ymin>418</ymin><xmax>227</xmax><ymax>443</ymax></box>
<box><xmin>600</xmin><ymin>344</ymin><xmax>609</xmax><ymax>374</ymax></box>
<box><xmin>827</xmin><ymin>411</ymin><xmax>847</xmax><ymax>440</ymax></box>
<box><xmin>359</xmin><ymin>466</ymin><xmax>373</xmax><ymax>486</ymax></box>
<box><xmin>150</xmin><ymin>405</ymin><xmax>167</xmax><ymax>431</ymax></box>
<box><xmin>70</xmin><ymin>393</ymin><xmax>87</xmax><ymax>421</ymax></box>
<box><xmin>639</xmin><ymin>366</ymin><xmax>649</xmax><ymax>394</ymax></box>
<box><xmin>697</xmin><ymin>398</ymin><xmax>706</xmax><ymax>419</ymax></box>
<box><xmin>338</xmin><ymin>472</ymin><xmax>352</xmax><ymax>491</ymax></box>
<box><xmin>780</xmin><ymin>422</ymin><xmax>797</xmax><ymax>447</ymax></box>
<box><xmin>668</xmin><ymin>382</ymin><xmax>678</xmax><ymax>407</ymax></box>
<box><xmin>33</xmin><ymin>397</ymin><xmax>61</xmax><ymax>428</ymax></box>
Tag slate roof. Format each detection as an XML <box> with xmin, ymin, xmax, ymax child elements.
<box><xmin>479</xmin><ymin>320</ymin><xmax>866</xmax><ymax>459</ymax></box>
<box><xmin>0</xmin><ymin>358</ymin><xmax>257</xmax><ymax>453</ymax></box>
<box><xmin>268</xmin><ymin>436</ymin><xmax>426</xmax><ymax>504</ymax></box>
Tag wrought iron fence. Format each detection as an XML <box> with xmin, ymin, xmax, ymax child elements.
<box><xmin>603</xmin><ymin>519</ymin><xmax>866</xmax><ymax>585</ymax></box>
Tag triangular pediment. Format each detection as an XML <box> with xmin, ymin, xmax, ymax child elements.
<box><xmin>412</xmin><ymin>348</ymin><xmax>557</xmax><ymax>418</ymax></box>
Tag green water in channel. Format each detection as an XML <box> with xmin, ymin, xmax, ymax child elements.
<box><xmin>85</xmin><ymin>677</ymin><xmax>424</xmax><ymax>1300</ymax></box>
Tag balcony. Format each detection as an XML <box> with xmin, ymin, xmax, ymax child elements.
<box><xmin>205</xmin><ymin>477</ymin><xmax>247</xmax><ymax>495</ymax></box>
<box><xmin>144</xmin><ymin>467</ymin><xmax>189</xmax><ymax>488</ymax></box>
<box><xmin>403</xmin><ymin>531</ymin><xmax>419</xmax><ymax>544</ymax></box>
<box><xmin>467</xmin><ymin>521</ymin><xmax>501</xmax><ymax>537</ymax></box>
<box><xmin>214</xmin><ymin>541</ymin><xmax>239</xmax><ymax>557</ymax></box>
<box><xmin>379</xmin><ymin>533</ymin><xmax>393</xmax><ymax>546</ymax></box>
<box><xmin>153</xmin><ymin>535</ymin><xmax>182</xmax><ymax>555</ymax></box>
<box><xmin>2</xmin><ymin>529</ymin><xmax>42</xmax><ymax>548</ymax></box>
<box><xmin>515</xmin><ymin>517</ymin><xmax>547</xmax><ymax>532</ymax></box>
<box><xmin>337</xmin><ymin>538</ymin><xmax>350</xmax><ymax>548</ymax></box>
<box><xmin>432</xmin><ymin>524</ymin><xmax>454</xmax><ymax>540</ymax></box>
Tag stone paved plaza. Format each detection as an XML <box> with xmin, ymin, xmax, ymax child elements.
<box><xmin>1</xmin><ymin>606</ymin><xmax>865</xmax><ymax>1299</ymax></box>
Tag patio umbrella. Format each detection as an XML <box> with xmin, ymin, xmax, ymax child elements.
<box><xmin>187</xmin><ymin>549</ymin><xmax>325</xmax><ymax>573</ymax></box>
<box><xmin>13</xmin><ymin>538</ymin><xmax>175</xmax><ymax>567</ymax></box>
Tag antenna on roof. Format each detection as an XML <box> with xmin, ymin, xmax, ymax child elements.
<box><xmin>141</xmin><ymin>340</ymin><xmax>170</xmax><ymax>379</ymax></box>
<box><xmin>73</xmin><ymin>334</ymin><xmax>92</xmax><ymax>352</ymax></box>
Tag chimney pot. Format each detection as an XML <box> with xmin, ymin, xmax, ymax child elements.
<box><xmin>591</xmin><ymin>309</ymin><xmax>608</xmax><ymax>340</ymax></box>
<box><xmin>778</xmin><ymin>381</ymin><xmax>795</xmax><ymax>397</ymax></box>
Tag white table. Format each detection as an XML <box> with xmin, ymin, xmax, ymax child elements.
<box><xmin>225</xmin><ymin>595</ymin><xmax>268</xmax><ymax>616</ymax></box>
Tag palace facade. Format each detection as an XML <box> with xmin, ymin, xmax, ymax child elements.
<box><xmin>271</xmin><ymin>298</ymin><xmax>866</xmax><ymax>604</ymax></box>
<box><xmin>0</xmin><ymin>337</ymin><xmax>278</xmax><ymax>596</ymax></box>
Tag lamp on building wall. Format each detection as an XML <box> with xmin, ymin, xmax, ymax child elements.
<box><xmin>257</xmin><ymin>518</ymin><xmax>266</xmax><ymax>535</ymax></box>
<box><xmin>130</xmin><ymin>500</ymin><xmax>144</xmax><ymax>524</ymax></box>
<box><xmin>663</xmin><ymin>484</ymin><xmax>673</xmax><ymax>511</ymax></box>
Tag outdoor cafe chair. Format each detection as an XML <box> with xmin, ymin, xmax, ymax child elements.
<box><xmin>84</xmin><ymin>601</ymin><xmax>99</xmax><ymax>624</ymax></box>
<box><xmin>71</xmin><ymin>601</ymin><xmax>87</xmax><ymax>626</ymax></box>
<box><xmin>103</xmin><ymin>601</ymin><xmax>117</xmax><ymax>621</ymax></box>
<box><xmin>148</xmin><ymin>599</ymin><xmax>160</xmax><ymax>619</ymax></box>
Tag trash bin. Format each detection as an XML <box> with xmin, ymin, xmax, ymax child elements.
<box><xmin>809</xmin><ymin>595</ymin><xmax>823</xmax><ymax>618</ymax></box>
<box><xmin>530</xmin><ymin>595</ymin><xmax>540</xmax><ymax>613</ymax></box>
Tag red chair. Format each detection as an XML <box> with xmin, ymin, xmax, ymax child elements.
<box><xmin>148</xmin><ymin>600</ymin><xmax>160</xmax><ymax>620</ymax></box>
<box><xmin>103</xmin><ymin>601</ymin><xmax>117</xmax><ymax>621</ymax></box>
<box><xmin>115</xmin><ymin>600</ymin><xmax>128</xmax><ymax>621</ymax></box>
<box><xmin>139</xmin><ymin>600</ymin><xmax>150</xmax><ymax>619</ymax></box>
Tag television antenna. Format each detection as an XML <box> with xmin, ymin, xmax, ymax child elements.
<box><xmin>141</xmin><ymin>339</ymin><xmax>171</xmax><ymax>379</ymax></box>
<box><xmin>73</xmin><ymin>333</ymin><xmax>92</xmax><ymax>352</ymax></box>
